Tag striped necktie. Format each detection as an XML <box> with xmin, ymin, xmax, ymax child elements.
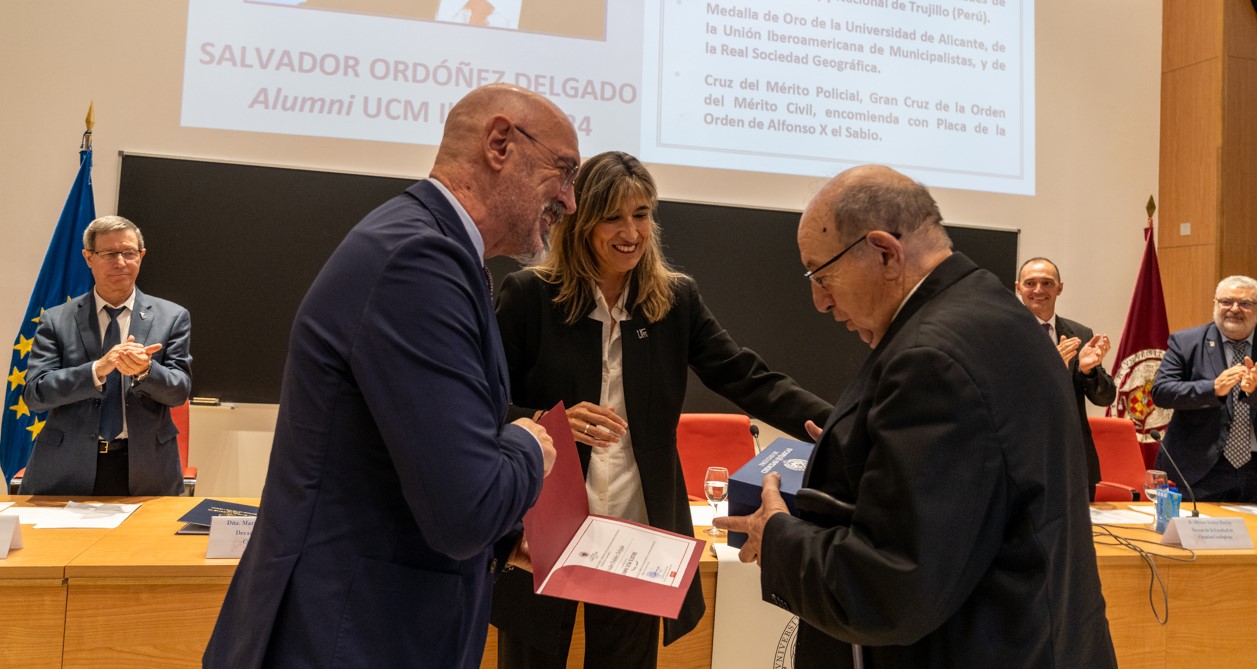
<box><xmin>98</xmin><ymin>306</ymin><xmax>125</xmax><ymax>441</ymax></box>
<box><xmin>1223</xmin><ymin>339</ymin><xmax>1252</xmax><ymax>468</ymax></box>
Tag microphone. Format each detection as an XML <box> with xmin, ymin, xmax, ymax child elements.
<box><xmin>1149</xmin><ymin>429</ymin><xmax>1199</xmax><ymax>518</ymax></box>
<box><xmin>749</xmin><ymin>424</ymin><xmax>761</xmax><ymax>453</ymax></box>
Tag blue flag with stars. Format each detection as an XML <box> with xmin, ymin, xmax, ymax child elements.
<box><xmin>1</xmin><ymin>144</ymin><xmax>96</xmax><ymax>484</ymax></box>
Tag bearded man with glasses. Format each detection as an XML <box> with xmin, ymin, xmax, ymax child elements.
<box><xmin>20</xmin><ymin>214</ymin><xmax>192</xmax><ymax>496</ymax></box>
<box><xmin>1153</xmin><ymin>275</ymin><xmax>1257</xmax><ymax>502</ymax></box>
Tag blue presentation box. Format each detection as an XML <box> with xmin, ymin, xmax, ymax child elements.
<box><xmin>726</xmin><ymin>438</ymin><xmax>814</xmax><ymax>548</ymax></box>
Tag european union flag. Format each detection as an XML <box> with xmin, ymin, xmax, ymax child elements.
<box><xmin>1</xmin><ymin>128</ymin><xmax>97</xmax><ymax>484</ymax></box>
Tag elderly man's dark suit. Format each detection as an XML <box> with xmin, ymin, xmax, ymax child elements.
<box><xmin>759</xmin><ymin>254</ymin><xmax>1116</xmax><ymax>668</ymax></box>
<box><xmin>21</xmin><ymin>288</ymin><xmax>191</xmax><ymax>495</ymax></box>
<box><xmin>1152</xmin><ymin>323</ymin><xmax>1257</xmax><ymax>489</ymax></box>
<box><xmin>1054</xmin><ymin>315</ymin><xmax>1117</xmax><ymax>498</ymax></box>
<box><xmin>204</xmin><ymin>180</ymin><xmax>544</xmax><ymax>669</ymax></box>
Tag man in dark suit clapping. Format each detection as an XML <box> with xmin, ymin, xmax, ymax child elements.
<box><xmin>1015</xmin><ymin>257</ymin><xmax>1116</xmax><ymax>500</ymax></box>
<box><xmin>1153</xmin><ymin>276</ymin><xmax>1257</xmax><ymax>502</ymax></box>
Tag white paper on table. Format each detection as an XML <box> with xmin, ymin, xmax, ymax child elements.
<box><xmin>688</xmin><ymin>500</ymin><xmax>727</xmax><ymax>527</ymax></box>
<box><xmin>541</xmin><ymin>516</ymin><xmax>697</xmax><ymax>590</ymax></box>
<box><xmin>0</xmin><ymin>502</ymin><xmax>13</xmax><ymax>512</ymax></box>
<box><xmin>1125</xmin><ymin>503</ymin><xmax>1208</xmax><ymax>519</ymax></box>
<box><xmin>1222</xmin><ymin>504</ymin><xmax>1257</xmax><ymax>516</ymax></box>
<box><xmin>1090</xmin><ymin>508</ymin><xmax>1151</xmax><ymax>525</ymax></box>
<box><xmin>0</xmin><ymin>502</ymin><xmax>141</xmax><ymax>528</ymax></box>
<box><xmin>0</xmin><ymin>515</ymin><xmax>23</xmax><ymax>558</ymax></box>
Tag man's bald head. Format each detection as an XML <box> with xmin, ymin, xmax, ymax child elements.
<box><xmin>805</xmin><ymin>164</ymin><xmax>944</xmax><ymax>247</ymax></box>
<box><xmin>430</xmin><ymin>84</ymin><xmax>579</xmax><ymax>261</ymax></box>
<box><xmin>436</xmin><ymin>85</ymin><xmax>569</xmax><ymax>164</ymax></box>
<box><xmin>798</xmin><ymin>164</ymin><xmax>951</xmax><ymax>348</ymax></box>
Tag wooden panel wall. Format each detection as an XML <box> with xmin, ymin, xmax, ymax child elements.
<box><xmin>1160</xmin><ymin>0</ymin><xmax>1257</xmax><ymax>332</ymax></box>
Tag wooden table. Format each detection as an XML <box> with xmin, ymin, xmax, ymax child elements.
<box><xmin>1091</xmin><ymin>502</ymin><xmax>1257</xmax><ymax>668</ymax></box>
<box><xmin>0</xmin><ymin>496</ymin><xmax>244</xmax><ymax>669</ymax></box>
<box><xmin>0</xmin><ymin>498</ymin><xmax>111</xmax><ymax>669</ymax></box>
<box><xmin>3</xmin><ymin>497</ymin><xmax>1256</xmax><ymax>668</ymax></box>
<box><xmin>61</xmin><ymin>496</ymin><xmax>243</xmax><ymax>669</ymax></box>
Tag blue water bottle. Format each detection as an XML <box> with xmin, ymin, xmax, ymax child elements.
<box><xmin>1154</xmin><ymin>486</ymin><xmax>1182</xmax><ymax>533</ymax></box>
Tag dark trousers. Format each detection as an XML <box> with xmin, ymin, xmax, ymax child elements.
<box><xmin>497</xmin><ymin>603</ymin><xmax>659</xmax><ymax>669</ymax></box>
<box><xmin>1192</xmin><ymin>452</ymin><xmax>1257</xmax><ymax>503</ymax></box>
<box><xmin>93</xmin><ymin>441</ymin><xmax>129</xmax><ymax>496</ymax></box>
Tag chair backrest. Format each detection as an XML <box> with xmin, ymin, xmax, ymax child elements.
<box><xmin>1089</xmin><ymin>416</ymin><xmax>1147</xmax><ymax>500</ymax></box>
<box><xmin>676</xmin><ymin>413</ymin><xmax>755</xmax><ymax>501</ymax></box>
<box><xmin>171</xmin><ymin>400</ymin><xmax>191</xmax><ymax>470</ymax></box>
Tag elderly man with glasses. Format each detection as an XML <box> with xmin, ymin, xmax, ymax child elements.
<box><xmin>717</xmin><ymin>164</ymin><xmax>1116</xmax><ymax>668</ymax></box>
<box><xmin>20</xmin><ymin>215</ymin><xmax>192</xmax><ymax>496</ymax></box>
<box><xmin>1153</xmin><ymin>275</ymin><xmax>1257</xmax><ymax>502</ymax></box>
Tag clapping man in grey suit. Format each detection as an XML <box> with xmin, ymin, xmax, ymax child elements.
<box><xmin>22</xmin><ymin>215</ymin><xmax>192</xmax><ymax>496</ymax></box>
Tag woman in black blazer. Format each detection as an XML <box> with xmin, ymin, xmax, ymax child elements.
<box><xmin>491</xmin><ymin>151</ymin><xmax>831</xmax><ymax>668</ymax></box>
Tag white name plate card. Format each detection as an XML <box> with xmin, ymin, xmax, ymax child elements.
<box><xmin>1161</xmin><ymin>517</ymin><xmax>1254</xmax><ymax>550</ymax></box>
<box><xmin>206</xmin><ymin>515</ymin><xmax>255</xmax><ymax>558</ymax></box>
<box><xmin>0</xmin><ymin>515</ymin><xmax>24</xmax><ymax>558</ymax></box>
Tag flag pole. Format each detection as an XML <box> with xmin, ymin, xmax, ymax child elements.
<box><xmin>1107</xmin><ymin>195</ymin><xmax>1172</xmax><ymax>454</ymax></box>
<box><xmin>0</xmin><ymin>109</ymin><xmax>98</xmax><ymax>483</ymax></box>
<box><xmin>82</xmin><ymin>101</ymin><xmax>94</xmax><ymax>151</ymax></box>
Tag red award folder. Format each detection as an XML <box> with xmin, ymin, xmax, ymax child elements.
<box><xmin>524</xmin><ymin>403</ymin><xmax>705</xmax><ymax>619</ymax></box>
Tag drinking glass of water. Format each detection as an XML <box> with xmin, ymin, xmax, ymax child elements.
<box><xmin>704</xmin><ymin>466</ymin><xmax>729</xmax><ymax>536</ymax></box>
<box><xmin>1143</xmin><ymin>469</ymin><xmax>1168</xmax><ymax>502</ymax></box>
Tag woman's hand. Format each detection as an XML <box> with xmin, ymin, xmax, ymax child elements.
<box><xmin>567</xmin><ymin>401</ymin><xmax>628</xmax><ymax>448</ymax></box>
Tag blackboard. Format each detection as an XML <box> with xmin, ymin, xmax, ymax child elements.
<box><xmin>117</xmin><ymin>154</ymin><xmax>1019</xmax><ymax>409</ymax></box>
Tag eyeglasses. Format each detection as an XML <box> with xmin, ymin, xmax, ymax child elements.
<box><xmin>1216</xmin><ymin>298</ymin><xmax>1256</xmax><ymax>311</ymax></box>
<box><xmin>90</xmin><ymin>249</ymin><xmax>142</xmax><ymax>263</ymax></box>
<box><xmin>803</xmin><ymin>231</ymin><xmax>900</xmax><ymax>286</ymax></box>
<box><xmin>515</xmin><ymin>125</ymin><xmax>578</xmax><ymax>191</ymax></box>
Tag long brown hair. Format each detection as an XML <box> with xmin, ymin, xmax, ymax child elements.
<box><xmin>531</xmin><ymin>151</ymin><xmax>685</xmax><ymax>325</ymax></box>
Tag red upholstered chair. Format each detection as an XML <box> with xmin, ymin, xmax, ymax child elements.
<box><xmin>676</xmin><ymin>413</ymin><xmax>756</xmax><ymax>502</ymax></box>
<box><xmin>1089</xmin><ymin>416</ymin><xmax>1147</xmax><ymax>502</ymax></box>
<box><xmin>171</xmin><ymin>400</ymin><xmax>198</xmax><ymax>496</ymax></box>
<box><xmin>1139</xmin><ymin>437</ymin><xmax>1160</xmax><ymax>471</ymax></box>
<box><xmin>7</xmin><ymin>400</ymin><xmax>197</xmax><ymax>495</ymax></box>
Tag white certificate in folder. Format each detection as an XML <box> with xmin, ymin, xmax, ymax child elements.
<box><xmin>525</xmin><ymin>404</ymin><xmax>705</xmax><ymax>619</ymax></box>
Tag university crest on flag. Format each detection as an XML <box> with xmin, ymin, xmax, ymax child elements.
<box><xmin>1112</xmin><ymin>348</ymin><xmax>1171</xmax><ymax>434</ymax></box>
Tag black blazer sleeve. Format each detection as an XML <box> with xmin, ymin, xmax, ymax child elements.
<box><xmin>681</xmin><ymin>278</ymin><xmax>832</xmax><ymax>439</ymax></box>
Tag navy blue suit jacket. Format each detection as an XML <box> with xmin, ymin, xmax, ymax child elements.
<box><xmin>1152</xmin><ymin>323</ymin><xmax>1257</xmax><ymax>485</ymax></box>
<box><xmin>21</xmin><ymin>288</ymin><xmax>191</xmax><ymax>495</ymax></box>
<box><xmin>203</xmin><ymin>180</ymin><xmax>544</xmax><ymax>668</ymax></box>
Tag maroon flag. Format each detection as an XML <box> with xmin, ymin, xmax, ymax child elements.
<box><xmin>1109</xmin><ymin>212</ymin><xmax>1172</xmax><ymax>461</ymax></box>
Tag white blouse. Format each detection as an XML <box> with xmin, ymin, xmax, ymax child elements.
<box><xmin>584</xmin><ymin>285</ymin><xmax>650</xmax><ymax>524</ymax></box>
